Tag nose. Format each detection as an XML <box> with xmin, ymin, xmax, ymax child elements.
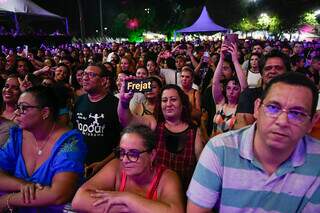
<box><xmin>82</xmin><ymin>74</ymin><xmax>89</xmax><ymax>81</ymax></box>
<box><xmin>275</xmin><ymin>111</ymin><xmax>289</xmax><ymax>126</ymax></box>
<box><xmin>14</xmin><ymin>108</ymin><xmax>21</xmax><ymax>116</ymax></box>
<box><xmin>121</xmin><ymin>153</ymin><xmax>131</xmax><ymax>163</ymax></box>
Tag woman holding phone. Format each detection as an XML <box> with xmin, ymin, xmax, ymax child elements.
<box><xmin>211</xmin><ymin>42</ymin><xmax>247</xmax><ymax>136</ymax></box>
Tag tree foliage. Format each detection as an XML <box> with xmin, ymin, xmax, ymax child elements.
<box><xmin>300</xmin><ymin>11</ymin><xmax>320</xmax><ymax>26</ymax></box>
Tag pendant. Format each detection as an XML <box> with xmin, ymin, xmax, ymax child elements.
<box><xmin>37</xmin><ymin>149</ymin><xmax>43</xmax><ymax>156</ymax></box>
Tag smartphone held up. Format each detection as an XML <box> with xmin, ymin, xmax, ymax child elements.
<box><xmin>223</xmin><ymin>34</ymin><xmax>238</xmax><ymax>46</ymax></box>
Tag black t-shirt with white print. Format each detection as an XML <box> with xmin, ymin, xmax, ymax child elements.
<box><xmin>73</xmin><ymin>93</ymin><xmax>121</xmax><ymax>164</ymax></box>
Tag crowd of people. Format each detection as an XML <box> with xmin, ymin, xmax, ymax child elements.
<box><xmin>0</xmin><ymin>37</ymin><xmax>319</xmax><ymax>212</ymax></box>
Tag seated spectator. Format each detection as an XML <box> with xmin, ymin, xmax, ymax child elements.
<box><xmin>1</xmin><ymin>75</ymin><xmax>21</xmax><ymax>121</ymax></box>
<box><xmin>0</xmin><ymin>86</ymin><xmax>86</xmax><ymax>212</ymax></box>
<box><xmin>187</xmin><ymin>72</ymin><xmax>320</xmax><ymax>212</ymax></box>
<box><xmin>73</xmin><ymin>63</ymin><xmax>121</xmax><ymax>176</ymax></box>
<box><xmin>118</xmin><ymin>83</ymin><xmax>204</xmax><ymax>191</ymax></box>
<box><xmin>211</xmin><ymin>43</ymin><xmax>247</xmax><ymax>136</ymax></box>
<box><xmin>72</xmin><ymin>124</ymin><xmax>184</xmax><ymax>213</ymax></box>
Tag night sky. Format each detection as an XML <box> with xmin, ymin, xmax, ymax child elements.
<box><xmin>31</xmin><ymin>0</ymin><xmax>206</xmax><ymax>36</ymax></box>
<box><xmin>31</xmin><ymin>0</ymin><xmax>319</xmax><ymax>37</ymax></box>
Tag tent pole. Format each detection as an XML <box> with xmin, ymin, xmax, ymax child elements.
<box><xmin>65</xmin><ymin>18</ymin><xmax>69</xmax><ymax>35</ymax></box>
<box><xmin>13</xmin><ymin>13</ymin><xmax>20</xmax><ymax>36</ymax></box>
<box><xmin>77</xmin><ymin>0</ymin><xmax>85</xmax><ymax>42</ymax></box>
<box><xmin>99</xmin><ymin>0</ymin><xmax>103</xmax><ymax>37</ymax></box>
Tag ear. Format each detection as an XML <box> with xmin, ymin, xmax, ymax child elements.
<box><xmin>150</xmin><ymin>149</ymin><xmax>157</xmax><ymax>162</ymax></box>
<box><xmin>41</xmin><ymin>107</ymin><xmax>50</xmax><ymax>120</ymax></box>
<box><xmin>101</xmin><ymin>76</ymin><xmax>109</xmax><ymax>88</ymax></box>
<box><xmin>308</xmin><ymin>111</ymin><xmax>320</xmax><ymax>133</ymax></box>
<box><xmin>253</xmin><ymin>98</ymin><xmax>262</xmax><ymax>120</ymax></box>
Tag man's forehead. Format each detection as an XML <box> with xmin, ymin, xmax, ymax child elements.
<box><xmin>265</xmin><ymin>57</ymin><xmax>285</xmax><ymax>66</ymax></box>
<box><xmin>85</xmin><ymin>66</ymin><xmax>100</xmax><ymax>73</ymax></box>
<box><xmin>264</xmin><ymin>83</ymin><xmax>313</xmax><ymax>109</ymax></box>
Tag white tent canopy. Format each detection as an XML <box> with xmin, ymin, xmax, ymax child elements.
<box><xmin>0</xmin><ymin>0</ymin><xmax>63</xmax><ymax>18</ymax></box>
<box><xmin>0</xmin><ymin>0</ymin><xmax>68</xmax><ymax>34</ymax></box>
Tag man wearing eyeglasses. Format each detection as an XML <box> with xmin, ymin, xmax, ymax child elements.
<box><xmin>187</xmin><ymin>72</ymin><xmax>320</xmax><ymax>212</ymax></box>
<box><xmin>73</xmin><ymin>63</ymin><xmax>121</xmax><ymax>176</ymax></box>
<box><xmin>234</xmin><ymin>49</ymin><xmax>291</xmax><ymax>129</ymax></box>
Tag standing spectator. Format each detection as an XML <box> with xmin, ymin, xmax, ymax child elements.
<box><xmin>308</xmin><ymin>56</ymin><xmax>320</xmax><ymax>87</ymax></box>
<box><xmin>211</xmin><ymin>43</ymin><xmax>247</xmax><ymax>136</ymax></box>
<box><xmin>180</xmin><ymin>66</ymin><xmax>201</xmax><ymax>125</ymax></box>
<box><xmin>246</xmin><ymin>53</ymin><xmax>262</xmax><ymax>88</ymax></box>
<box><xmin>234</xmin><ymin>50</ymin><xmax>290</xmax><ymax>129</ymax></box>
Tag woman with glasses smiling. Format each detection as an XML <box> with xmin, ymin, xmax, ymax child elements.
<box><xmin>0</xmin><ymin>86</ymin><xmax>87</xmax><ymax>212</ymax></box>
<box><xmin>72</xmin><ymin>125</ymin><xmax>184</xmax><ymax>213</ymax></box>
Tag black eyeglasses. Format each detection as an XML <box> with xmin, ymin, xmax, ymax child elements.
<box><xmin>113</xmin><ymin>147</ymin><xmax>150</xmax><ymax>162</ymax></box>
<box><xmin>15</xmin><ymin>104</ymin><xmax>42</xmax><ymax>114</ymax></box>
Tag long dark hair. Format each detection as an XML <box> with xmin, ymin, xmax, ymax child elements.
<box><xmin>156</xmin><ymin>84</ymin><xmax>192</xmax><ymax>124</ymax></box>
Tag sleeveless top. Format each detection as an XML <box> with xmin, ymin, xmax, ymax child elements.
<box><xmin>155</xmin><ymin>122</ymin><xmax>197</xmax><ymax>190</ymax></box>
<box><xmin>212</xmin><ymin>104</ymin><xmax>236</xmax><ymax>136</ymax></box>
<box><xmin>118</xmin><ymin>165</ymin><xmax>167</xmax><ymax>200</ymax></box>
<box><xmin>247</xmin><ymin>69</ymin><xmax>261</xmax><ymax>88</ymax></box>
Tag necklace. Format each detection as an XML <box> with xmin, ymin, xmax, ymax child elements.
<box><xmin>34</xmin><ymin>123</ymin><xmax>56</xmax><ymax>156</ymax></box>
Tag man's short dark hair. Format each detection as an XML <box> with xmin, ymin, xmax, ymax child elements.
<box><xmin>261</xmin><ymin>49</ymin><xmax>291</xmax><ymax>73</ymax></box>
<box><xmin>88</xmin><ymin>63</ymin><xmax>111</xmax><ymax>78</ymax></box>
<box><xmin>290</xmin><ymin>55</ymin><xmax>304</xmax><ymax>66</ymax></box>
<box><xmin>175</xmin><ymin>55</ymin><xmax>186</xmax><ymax>62</ymax></box>
<box><xmin>260</xmin><ymin>72</ymin><xmax>318</xmax><ymax>118</ymax></box>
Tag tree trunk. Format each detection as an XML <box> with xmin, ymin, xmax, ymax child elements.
<box><xmin>77</xmin><ymin>0</ymin><xmax>85</xmax><ymax>41</ymax></box>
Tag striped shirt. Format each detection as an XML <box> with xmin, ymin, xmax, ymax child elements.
<box><xmin>187</xmin><ymin>124</ymin><xmax>320</xmax><ymax>212</ymax></box>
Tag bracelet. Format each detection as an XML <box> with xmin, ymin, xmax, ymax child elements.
<box><xmin>6</xmin><ymin>193</ymin><xmax>15</xmax><ymax>213</ymax></box>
